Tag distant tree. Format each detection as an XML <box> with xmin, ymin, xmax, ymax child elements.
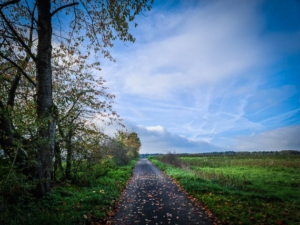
<box><xmin>126</xmin><ymin>132</ymin><xmax>141</xmax><ymax>158</ymax></box>
<box><xmin>116</xmin><ymin>130</ymin><xmax>141</xmax><ymax>159</ymax></box>
<box><xmin>99</xmin><ymin>135</ymin><xmax>130</xmax><ymax>166</ymax></box>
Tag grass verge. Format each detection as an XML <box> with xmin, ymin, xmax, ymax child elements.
<box><xmin>1</xmin><ymin>159</ymin><xmax>137</xmax><ymax>225</ymax></box>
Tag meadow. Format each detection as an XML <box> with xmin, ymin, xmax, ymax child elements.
<box><xmin>149</xmin><ymin>152</ymin><xmax>300</xmax><ymax>225</ymax></box>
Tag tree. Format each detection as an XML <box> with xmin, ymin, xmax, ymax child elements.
<box><xmin>51</xmin><ymin>43</ymin><xmax>121</xmax><ymax>181</ymax></box>
<box><xmin>99</xmin><ymin>135</ymin><xmax>131</xmax><ymax>166</ymax></box>
<box><xmin>116</xmin><ymin>130</ymin><xmax>141</xmax><ymax>159</ymax></box>
<box><xmin>0</xmin><ymin>0</ymin><xmax>153</xmax><ymax>197</ymax></box>
<box><xmin>126</xmin><ymin>132</ymin><xmax>141</xmax><ymax>158</ymax></box>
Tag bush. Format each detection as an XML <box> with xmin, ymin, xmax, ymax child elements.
<box><xmin>72</xmin><ymin>158</ymin><xmax>116</xmax><ymax>187</ymax></box>
<box><xmin>161</xmin><ymin>152</ymin><xmax>183</xmax><ymax>168</ymax></box>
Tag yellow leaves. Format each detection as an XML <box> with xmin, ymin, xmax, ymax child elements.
<box><xmin>92</xmin><ymin>62</ymin><xmax>100</xmax><ymax>66</ymax></box>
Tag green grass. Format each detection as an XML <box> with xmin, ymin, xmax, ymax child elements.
<box><xmin>149</xmin><ymin>154</ymin><xmax>300</xmax><ymax>225</ymax></box>
<box><xmin>1</xmin><ymin>159</ymin><xmax>137</xmax><ymax>225</ymax></box>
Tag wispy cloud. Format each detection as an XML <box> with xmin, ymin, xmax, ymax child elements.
<box><xmin>233</xmin><ymin>125</ymin><xmax>300</xmax><ymax>151</ymax></box>
<box><xmin>261</xmin><ymin>108</ymin><xmax>300</xmax><ymax>124</ymax></box>
<box><xmin>103</xmin><ymin>0</ymin><xmax>271</xmax><ymax>98</ymax></box>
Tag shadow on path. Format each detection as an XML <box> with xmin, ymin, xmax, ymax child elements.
<box><xmin>109</xmin><ymin>158</ymin><xmax>214</xmax><ymax>225</ymax></box>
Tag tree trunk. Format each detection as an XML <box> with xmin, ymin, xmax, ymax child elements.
<box><xmin>65</xmin><ymin>130</ymin><xmax>73</xmax><ymax>180</ymax></box>
<box><xmin>0</xmin><ymin>100</ymin><xmax>29</xmax><ymax>173</ymax></box>
<box><xmin>34</xmin><ymin>0</ymin><xmax>56</xmax><ymax>197</ymax></box>
<box><xmin>53</xmin><ymin>142</ymin><xmax>64</xmax><ymax>181</ymax></box>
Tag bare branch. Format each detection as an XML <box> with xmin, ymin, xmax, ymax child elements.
<box><xmin>0</xmin><ymin>52</ymin><xmax>36</xmax><ymax>87</ymax></box>
<box><xmin>0</xmin><ymin>0</ymin><xmax>20</xmax><ymax>9</ymax></box>
<box><xmin>0</xmin><ymin>10</ymin><xmax>37</xmax><ymax>62</ymax></box>
<box><xmin>51</xmin><ymin>2</ymin><xmax>79</xmax><ymax>17</ymax></box>
<box><xmin>24</xmin><ymin>0</ymin><xmax>38</xmax><ymax>26</ymax></box>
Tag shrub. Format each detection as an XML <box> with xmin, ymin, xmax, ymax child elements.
<box><xmin>160</xmin><ymin>152</ymin><xmax>184</xmax><ymax>168</ymax></box>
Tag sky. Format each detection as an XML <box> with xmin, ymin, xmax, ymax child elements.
<box><xmin>98</xmin><ymin>0</ymin><xmax>300</xmax><ymax>154</ymax></box>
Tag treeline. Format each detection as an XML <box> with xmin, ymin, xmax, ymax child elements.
<box><xmin>0</xmin><ymin>0</ymin><xmax>153</xmax><ymax>206</ymax></box>
<box><xmin>143</xmin><ymin>150</ymin><xmax>300</xmax><ymax>158</ymax></box>
<box><xmin>52</xmin><ymin>130</ymin><xmax>141</xmax><ymax>182</ymax></box>
<box><xmin>175</xmin><ymin>150</ymin><xmax>300</xmax><ymax>157</ymax></box>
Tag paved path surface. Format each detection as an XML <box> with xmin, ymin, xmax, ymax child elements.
<box><xmin>110</xmin><ymin>158</ymin><xmax>214</xmax><ymax>225</ymax></box>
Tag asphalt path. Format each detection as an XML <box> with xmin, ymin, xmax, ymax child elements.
<box><xmin>110</xmin><ymin>158</ymin><xmax>214</xmax><ymax>225</ymax></box>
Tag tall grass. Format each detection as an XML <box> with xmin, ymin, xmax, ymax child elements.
<box><xmin>179</xmin><ymin>155</ymin><xmax>300</xmax><ymax>201</ymax></box>
<box><xmin>150</xmin><ymin>153</ymin><xmax>300</xmax><ymax>225</ymax></box>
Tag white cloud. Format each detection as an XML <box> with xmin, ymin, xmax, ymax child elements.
<box><xmin>95</xmin><ymin>120</ymin><xmax>226</xmax><ymax>153</ymax></box>
<box><xmin>102</xmin><ymin>0</ymin><xmax>270</xmax><ymax>99</ymax></box>
<box><xmin>136</xmin><ymin>125</ymin><xmax>226</xmax><ymax>154</ymax></box>
<box><xmin>233</xmin><ymin>125</ymin><xmax>300</xmax><ymax>151</ymax></box>
<box><xmin>145</xmin><ymin>125</ymin><xmax>165</xmax><ymax>134</ymax></box>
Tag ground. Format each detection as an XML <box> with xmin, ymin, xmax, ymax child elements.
<box><xmin>108</xmin><ymin>158</ymin><xmax>214</xmax><ymax>225</ymax></box>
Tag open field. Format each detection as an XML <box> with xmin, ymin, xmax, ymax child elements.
<box><xmin>149</xmin><ymin>152</ymin><xmax>300</xmax><ymax>225</ymax></box>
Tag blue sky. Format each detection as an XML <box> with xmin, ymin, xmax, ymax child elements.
<box><xmin>98</xmin><ymin>0</ymin><xmax>300</xmax><ymax>153</ymax></box>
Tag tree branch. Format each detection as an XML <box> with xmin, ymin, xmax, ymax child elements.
<box><xmin>0</xmin><ymin>0</ymin><xmax>20</xmax><ymax>9</ymax></box>
<box><xmin>25</xmin><ymin>0</ymin><xmax>38</xmax><ymax>27</ymax></box>
<box><xmin>0</xmin><ymin>10</ymin><xmax>37</xmax><ymax>62</ymax></box>
<box><xmin>0</xmin><ymin>52</ymin><xmax>36</xmax><ymax>87</ymax></box>
<box><xmin>60</xmin><ymin>90</ymin><xmax>91</xmax><ymax>122</ymax></box>
<box><xmin>7</xmin><ymin>73</ymin><xmax>21</xmax><ymax>107</ymax></box>
<box><xmin>51</xmin><ymin>2</ymin><xmax>79</xmax><ymax>17</ymax></box>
